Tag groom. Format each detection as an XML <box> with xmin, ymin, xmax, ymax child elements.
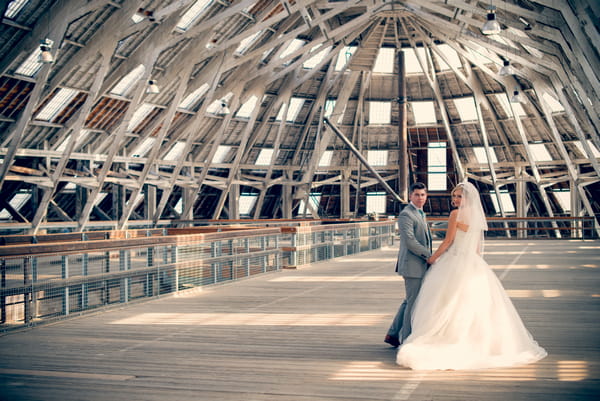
<box><xmin>384</xmin><ymin>182</ymin><xmax>432</xmax><ymax>347</ymax></box>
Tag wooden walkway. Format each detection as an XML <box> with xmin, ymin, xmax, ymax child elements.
<box><xmin>0</xmin><ymin>239</ymin><xmax>599</xmax><ymax>401</ymax></box>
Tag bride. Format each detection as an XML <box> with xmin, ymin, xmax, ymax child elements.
<box><xmin>396</xmin><ymin>180</ymin><xmax>547</xmax><ymax>370</ymax></box>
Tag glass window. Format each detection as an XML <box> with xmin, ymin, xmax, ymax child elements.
<box><xmin>280</xmin><ymin>39</ymin><xmax>305</xmax><ymax>65</ymax></box>
<box><xmin>335</xmin><ymin>46</ymin><xmax>356</xmax><ymax>71</ymax></box>
<box><xmin>366</xmin><ymin>192</ymin><xmax>387</xmax><ymax>214</ymax></box>
<box><xmin>367</xmin><ymin>150</ymin><xmax>388</xmax><ymax>166</ymax></box>
<box><xmin>132</xmin><ymin>137</ymin><xmax>155</xmax><ymax>157</ymax></box>
<box><xmin>235</xmin><ymin>95</ymin><xmax>258</xmax><ymax>118</ymax></box>
<box><xmin>212</xmin><ymin>145</ymin><xmax>231</xmax><ymax>163</ymax></box>
<box><xmin>164</xmin><ymin>141</ymin><xmax>186</xmax><ymax>160</ymax></box>
<box><xmin>179</xmin><ymin>83</ymin><xmax>209</xmax><ymax>110</ymax></box>
<box><xmin>369</xmin><ymin>101</ymin><xmax>391</xmax><ymax>124</ymax></box>
<box><xmin>239</xmin><ymin>194</ymin><xmax>258</xmax><ymax>215</ymax></box>
<box><xmin>427</xmin><ymin>142</ymin><xmax>447</xmax><ymax>191</ymax></box>
<box><xmin>373</xmin><ymin>48</ymin><xmax>395</xmax><ymax>73</ymax></box>
<box><xmin>5</xmin><ymin>0</ymin><xmax>29</xmax><ymax>18</ymax></box>
<box><xmin>297</xmin><ymin>193</ymin><xmax>321</xmax><ymax>216</ymax></box>
<box><xmin>35</xmin><ymin>88</ymin><xmax>79</xmax><ymax>121</ymax></box>
<box><xmin>275</xmin><ymin>97</ymin><xmax>304</xmax><ymax>122</ymax></box>
<box><xmin>412</xmin><ymin>101</ymin><xmax>436</xmax><ymax>125</ymax></box>
<box><xmin>495</xmin><ymin>93</ymin><xmax>526</xmax><ymax>117</ymax></box>
<box><xmin>111</xmin><ymin>64</ymin><xmax>145</xmax><ymax>96</ymax></box>
<box><xmin>541</xmin><ymin>93</ymin><xmax>565</xmax><ymax>113</ymax></box>
<box><xmin>318</xmin><ymin>150</ymin><xmax>333</xmax><ymax>167</ymax></box>
<box><xmin>574</xmin><ymin>140</ymin><xmax>600</xmax><ymax>158</ymax></box>
<box><xmin>235</xmin><ymin>30</ymin><xmax>262</xmax><ymax>55</ymax></box>
<box><xmin>14</xmin><ymin>42</ymin><xmax>50</xmax><ymax>77</ymax></box>
<box><xmin>473</xmin><ymin>147</ymin><xmax>498</xmax><ymax>164</ymax></box>
<box><xmin>304</xmin><ymin>45</ymin><xmax>331</xmax><ymax>69</ymax></box>
<box><xmin>490</xmin><ymin>189</ymin><xmax>515</xmax><ymax>214</ymax></box>
<box><xmin>403</xmin><ymin>47</ymin><xmax>427</xmax><ymax>74</ymax></box>
<box><xmin>553</xmin><ymin>190</ymin><xmax>570</xmax><ymax>212</ymax></box>
<box><xmin>323</xmin><ymin>99</ymin><xmax>336</xmax><ymax>118</ymax></box>
<box><xmin>255</xmin><ymin>148</ymin><xmax>274</xmax><ymax>165</ymax></box>
<box><xmin>436</xmin><ymin>44</ymin><xmax>461</xmax><ymax>71</ymax></box>
<box><xmin>529</xmin><ymin>143</ymin><xmax>553</xmax><ymax>162</ymax></box>
<box><xmin>127</xmin><ymin>103</ymin><xmax>155</xmax><ymax>131</ymax></box>
<box><xmin>453</xmin><ymin>97</ymin><xmax>478</xmax><ymax>121</ymax></box>
<box><xmin>0</xmin><ymin>192</ymin><xmax>30</xmax><ymax>220</ymax></box>
<box><xmin>177</xmin><ymin>0</ymin><xmax>213</xmax><ymax>31</ymax></box>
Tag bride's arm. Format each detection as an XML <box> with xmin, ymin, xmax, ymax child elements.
<box><xmin>427</xmin><ymin>210</ymin><xmax>459</xmax><ymax>265</ymax></box>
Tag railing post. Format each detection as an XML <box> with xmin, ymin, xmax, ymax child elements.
<box><xmin>62</xmin><ymin>255</ymin><xmax>69</xmax><ymax>316</ymax></box>
<box><xmin>1</xmin><ymin>259</ymin><xmax>5</xmax><ymax>323</ymax></box>
<box><xmin>244</xmin><ymin>238</ymin><xmax>250</xmax><ymax>276</ymax></box>
<box><xmin>23</xmin><ymin>257</ymin><xmax>31</xmax><ymax>324</ymax></box>
<box><xmin>119</xmin><ymin>250</ymin><xmax>130</xmax><ymax>303</ymax></box>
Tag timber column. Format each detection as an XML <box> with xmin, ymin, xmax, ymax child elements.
<box><xmin>397</xmin><ymin>50</ymin><xmax>408</xmax><ymax>202</ymax></box>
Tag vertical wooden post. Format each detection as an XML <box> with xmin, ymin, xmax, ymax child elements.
<box><xmin>397</xmin><ymin>51</ymin><xmax>408</xmax><ymax>202</ymax></box>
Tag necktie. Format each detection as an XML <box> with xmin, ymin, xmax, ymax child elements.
<box><xmin>418</xmin><ymin>209</ymin><xmax>425</xmax><ymax>219</ymax></box>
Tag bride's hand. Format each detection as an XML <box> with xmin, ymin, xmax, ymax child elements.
<box><xmin>427</xmin><ymin>256</ymin><xmax>436</xmax><ymax>265</ymax></box>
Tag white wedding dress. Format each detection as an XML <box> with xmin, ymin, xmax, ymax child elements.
<box><xmin>396</xmin><ymin>228</ymin><xmax>547</xmax><ymax>370</ymax></box>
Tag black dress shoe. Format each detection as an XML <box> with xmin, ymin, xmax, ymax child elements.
<box><xmin>384</xmin><ymin>335</ymin><xmax>400</xmax><ymax>348</ymax></box>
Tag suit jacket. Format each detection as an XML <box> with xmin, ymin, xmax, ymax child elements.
<box><xmin>395</xmin><ymin>203</ymin><xmax>432</xmax><ymax>278</ymax></box>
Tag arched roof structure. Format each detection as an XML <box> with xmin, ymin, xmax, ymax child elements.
<box><xmin>0</xmin><ymin>0</ymin><xmax>598</xmax><ymax>232</ymax></box>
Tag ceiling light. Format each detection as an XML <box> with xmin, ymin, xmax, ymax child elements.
<box><xmin>215</xmin><ymin>100</ymin><xmax>230</xmax><ymax>115</ymax></box>
<box><xmin>499</xmin><ymin>60</ymin><xmax>514</xmax><ymax>76</ymax></box>
<box><xmin>481</xmin><ymin>7</ymin><xmax>501</xmax><ymax>35</ymax></box>
<box><xmin>510</xmin><ymin>89</ymin><xmax>523</xmax><ymax>103</ymax></box>
<box><xmin>147</xmin><ymin>80</ymin><xmax>160</xmax><ymax>94</ymax></box>
<box><xmin>38</xmin><ymin>39</ymin><xmax>54</xmax><ymax>64</ymax></box>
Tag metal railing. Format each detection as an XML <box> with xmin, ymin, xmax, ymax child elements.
<box><xmin>281</xmin><ymin>221</ymin><xmax>396</xmax><ymax>268</ymax></box>
<box><xmin>0</xmin><ymin>227</ymin><xmax>281</xmax><ymax>330</ymax></box>
<box><xmin>0</xmin><ymin>221</ymin><xmax>396</xmax><ymax>330</ymax></box>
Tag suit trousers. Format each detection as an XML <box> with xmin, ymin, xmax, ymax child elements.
<box><xmin>387</xmin><ymin>277</ymin><xmax>423</xmax><ymax>343</ymax></box>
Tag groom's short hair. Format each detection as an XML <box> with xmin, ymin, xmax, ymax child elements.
<box><xmin>409</xmin><ymin>182</ymin><xmax>427</xmax><ymax>194</ymax></box>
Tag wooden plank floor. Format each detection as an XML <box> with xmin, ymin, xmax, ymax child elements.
<box><xmin>0</xmin><ymin>239</ymin><xmax>599</xmax><ymax>401</ymax></box>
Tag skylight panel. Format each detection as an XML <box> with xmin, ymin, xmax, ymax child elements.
<box><xmin>235</xmin><ymin>30</ymin><xmax>262</xmax><ymax>55</ymax></box>
<box><xmin>235</xmin><ymin>95</ymin><xmax>258</xmax><ymax>118</ymax></box>
<box><xmin>111</xmin><ymin>64</ymin><xmax>145</xmax><ymax>96</ymax></box>
<box><xmin>335</xmin><ymin>46</ymin><xmax>356</xmax><ymax>71</ymax></box>
<box><xmin>368</xmin><ymin>101</ymin><xmax>391</xmax><ymax>124</ymax></box>
<box><xmin>574</xmin><ymin>140</ymin><xmax>600</xmax><ymax>158</ymax></box>
<box><xmin>297</xmin><ymin>193</ymin><xmax>321</xmax><ymax>216</ymax></box>
<box><xmin>436</xmin><ymin>44</ymin><xmax>461</xmax><ymax>71</ymax></box>
<box><xmin>164</xmin><ymin>141</ymin><xmax>186</xmax><ymax>160</ymax></box>
<box><xmin>427</xmin><ymin>142</ymin><xmax>447</xmax><ymax>191</ymax></box>
<box><xmin>239</xmin><ymin>194</ymin><xmax>258</xmax><ymax>215</ymax></box>
<box><xmin>553</xmin><ymin>190</ymin><xmax>571</xmax><ymax>212</ymax></box>
<box><xmin>495</xmin><ymin>93</ymin><xmax>525</xmax><ymax>117</ymax></box>
<box><xmin>404</xmin><ymin>47</ymin><xmax>427</xmax><ymax>74</ymax></box>
<box><xmin>179</xmin><ymin>83</ymin><xmax>209</xmax><ymax>110</ymax></box>
<box><xmin>318</xmin><ymin>150</ymin><xmax>333</xmax><ymax>167</ymax></box>
<box><xmin>127</xmin><ymin>103</ymin><xmax>155</xmax><ymax>131</ymax></box>
<box><xmin>132</xmin><ymin>137</ymin><xmax>155</xmax><ymax>157</ymax></box>
<box><xmin>373</xmin><ymin>48</ymin><xmax>395</xmax><ymax>73</ymax></box>
<box><xmin>366</xmin><ymin>192</ymin><xmax>387</xmax><ymax>214</ymax></box>
<box><xmin>131</xmin><ymin>13</ymin><xmax>144</xmax><ymax>24</ymax></box>
<box><xmin>411</xmin><ymin>101</ymin><xmax>436</xmax><ymax>125</ymax></box>
<box><xmin>15</xmin><ymin>42</ymin><xmax>50</xmax><ymax>77</ymax></box>
<box><xmin>529</xmin><ymin>143</ymin><xmax>553</xmax><ymax>162</ymax></box>
<box><xmin>490</xmin><ymin>189</ymin><xmax>515</xmax><ymax>214</ymax></box>
<box><xmin>473</xmin><ymin>147</ymin><xmax>498</xmax><ymax>164</ymax></box>
<box><xmin>56</xmin><ymin>129</ymin><xmax>91</xmax><ymax>152</ymax></box>
<box><xmin>367</xmin><ymin>150</ymin><xmax>388</xmax><ymax>167</ymax></box>
<box><xmin>275</xmin><ymin>97</ymin><xmax>304</xmax><ymax>122</ymax></box>
<box><xmin>212</xmin><ymin>145</ymin><xmax>231</xmax><ymax>163</ymax></box>
<box><xmin>323</xmin><ymin>99</ymin><xmax>336</xmax><ymax>118</ymax></box>
<box><xmin>35</xmin><ymin>88</ymin><xmax>78</xmax><ymax>121</ymax></box>
<box><xmin>303</xmin><ymin>45</ymin><xmax>331</xmax><ymax>69</ymax></box>
<box><xmin>280</xmin><ymin>39</ymin><xmax>305</xmax><ymax>61</ymax></box>
<box><xmin>453</xmin><ymin>97</ymin><xmax>478</xmax><ymax>121</ymax></box>
<box><xmin>177</xmin><ymin>0</ymin><xmax>213</xmax><ymax>31</ymax></box>
<box><xmin>255</xmin><ymin>148</ymin><xmax>274</xmax><ymax>165</ymax></box>
<box><xmin>5</xmin><ymin>0</ymin><xmax>28</xmax><ymax>19</ymax></box>
<box><xmin>0</xmin><ymin>192</ymin><xmax>30</xmax><ymax>220</ymax></box>
<box><xmin>541</xmin><ymin>93</ymin><xmax>565</xmax><ymax>113</ymax></box>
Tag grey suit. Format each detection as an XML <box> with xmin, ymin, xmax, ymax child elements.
<box><xmin>387</xmin><ymin>203</ymin><xmax>432</xmax><ymax>343</ymax></box>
